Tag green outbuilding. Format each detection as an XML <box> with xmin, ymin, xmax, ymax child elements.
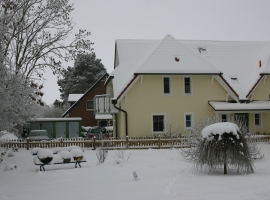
<box><xmin>27</xmin><ymin>118</ymin><xmax>82</xmax><ymax>138</ymax></box>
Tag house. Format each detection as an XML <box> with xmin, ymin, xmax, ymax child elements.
<box><xmin>62</xmin><ymin>73</ymin><xmax>112</xmax><ymax>127</ymax></box>
<box><xmin>68</xmin><ymin>94</ymin><xmax>83</xmax><ymax>107</ymax></box>
<box><xmin>94</xmin><ymin>35</ymin><xmax>270</xmax><ymax>138</ymax></box>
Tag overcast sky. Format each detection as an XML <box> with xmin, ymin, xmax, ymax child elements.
<box><xmin>42</xmin><ymin>0</ymin><xmax>270</xmax><ymax>105</ymax></box>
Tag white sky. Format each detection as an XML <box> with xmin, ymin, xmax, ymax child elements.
<box><xmin>42</xmin><ymin>0</ymin><xmax>270</xmax><ymax>105</ymax></box>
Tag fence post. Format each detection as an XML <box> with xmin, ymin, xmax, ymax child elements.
<box><xmin>126</xmin><ymin>136</ymin><xmax>129</xmax><ymax>149</ymax></box>
<box><xmin>158</xmin><ymin>135</ymin><xmax>161</xmax><ymax>149</ymax></box>
<box><xmin>93</xmin><ymin>137</ymin><xmax>96</xmax><ymax>150</ymax></box>
<box><xmin>60</xmin><ymin>137</ymin><xmax>63</xmax><ymax>147</ymax></box>
<box><xmin>26</xmin><ymin>138</ymin><xmax>29</xmax><ymax>150</ymax></box>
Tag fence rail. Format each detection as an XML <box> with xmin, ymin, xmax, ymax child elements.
<box><xmin>1</xmin><ymin>135</ymin><xmax>270</xmax><ymax>150</ymax></box>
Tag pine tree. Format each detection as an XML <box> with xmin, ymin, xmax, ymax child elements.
<box><xmin>57</xmin><ymin>53</ymin><xmax>106</xmax><ymax>101</ymax></box>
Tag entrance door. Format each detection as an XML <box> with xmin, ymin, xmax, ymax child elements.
<box><xmin>55</xmin><ymin>122</ymin><xmax>67</xmax><ymax>138</ymax></box>
<box><xmin>234</xmin><ymin>113</ymin><xmax>249</xmax><ymax>129</ymax></box>
<box><xmin>42</xmin><ymin>122</ymin><xmax>53</xmax><ymax>138</ymax></box>
<box><xmin>69</xmin><ymin>122</ymin><xmax>79</xmax><ymax>138</ymax></box>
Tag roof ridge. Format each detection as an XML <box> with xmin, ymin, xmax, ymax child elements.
<box><xmin>136</xmin><ymin>35</ymin><xmax>221</xmax><ymax>74</ymax></box>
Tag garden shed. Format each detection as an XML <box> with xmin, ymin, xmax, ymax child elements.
<box><xmin>27</xmin><ymin>118</ymin><xmax>82</xmax><ymax>138</ymax></box>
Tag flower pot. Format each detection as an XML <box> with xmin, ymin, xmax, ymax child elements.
<box><xmin>73</xmin><ymin>156</ymin><xmax>83</xmax><ymax>162</ymax></box>
<box><xmin>63</xmin><ymin>158</ymin><xmax>71</xmax><ymax>163</ymax></box>
<box><xmin>39</xmin><ymin>157</ymin><xmax>53</xmax><ymax>164</ymax></box>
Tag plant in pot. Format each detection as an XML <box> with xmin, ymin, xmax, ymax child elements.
<box><xmin>59</xmin><ymin>151</ymin><xmax>72</xmax><ymax>163</ymax></box>
<box><xmin>70</xmin><ymin>149</ymin><xmax>83</xmax><ymax>162</ymax></box>
<box><xmin>37</xmin><ymin>149</ymin><xmax>54</xmax><ymax>164</ymax></box>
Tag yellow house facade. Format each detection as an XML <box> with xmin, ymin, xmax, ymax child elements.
<box><xmin>94</xmin><ymin>35</ymin><xmax>270</xmax><ymax>137</ymax></box>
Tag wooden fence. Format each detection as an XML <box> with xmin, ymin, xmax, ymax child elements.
<box><xmin>0</xmin><ymin>135</ymin><xmax>270</xmax><ymax>150</ymax></box>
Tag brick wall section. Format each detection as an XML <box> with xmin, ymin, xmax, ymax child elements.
<box><xmin>68</xmin><ymin>80</ymin><xmax>106</xmax><ymax>126</ymax></box>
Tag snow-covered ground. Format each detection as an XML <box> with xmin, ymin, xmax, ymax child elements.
<box><xmin>0</xmin><ymin>144</ymin><xmax>270</xmax><ymax>200</ymax></box>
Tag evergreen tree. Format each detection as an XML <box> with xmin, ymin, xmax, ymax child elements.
<box><xmin>57</xmin><ymin>53</ymin><xmax>106</xmax><ymax>101</ymax></box>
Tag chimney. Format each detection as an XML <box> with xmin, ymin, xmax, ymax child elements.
<box><xmin>259</xmin><ymin>60</ymin><xmax>262</xmax><ymax>67</ymax></box>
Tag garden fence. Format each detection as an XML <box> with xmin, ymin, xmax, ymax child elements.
<box><xmin>0</xmin><ymin>135</ymin><xmax>269</xmax><ymax>150</ymax></box>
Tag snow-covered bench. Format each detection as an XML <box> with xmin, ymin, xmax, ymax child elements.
<box><xmin>32</xmin><ymin>147</ymin><xmax>86</xmax><ymax>171</ymax></box>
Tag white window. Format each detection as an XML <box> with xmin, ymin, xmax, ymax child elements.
<box><xmin>163</xmin><ymin>77</ymin><xmax>171</xmax><ymax>95</ymax></box>
<box><xmin>254</xmin><ymin>113</ymin><xmax>262</xmax><ymax>128</ymax></box>
<box><xmin>184</xmin><ymin>113</ymin><xmax>193</xmax><ymax>129</ymax></box>
<box><xmin>184</xmin><ymin>76</ymin><xmax>192</xmax><ymax>95</ymax></box>
<box><xmin>152</xmin><ymin>114</ymin><xmax>166</xmax><ymax>134</ymax></box>
<box><xmin>86</xmin><ymin>100</ymin><xmax>94</xmax><ymax>110</ymax></box>
<box><xmin>221</xmin><ymin>114</ymin><xmax>228</xmax><ymax>122</ymax></box>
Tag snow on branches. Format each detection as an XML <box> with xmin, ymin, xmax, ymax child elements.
<box><xmin>180</xmin><ymin>116</ymin><xmax>263</xmax><ymax>175</ymax></box>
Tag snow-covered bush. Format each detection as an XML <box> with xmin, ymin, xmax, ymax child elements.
<box><xmin>114</xmin><ymin>150</ymin><xmax>131</xmax><ymax>164</ymax></box>
<box><xmin>0</xmin><ymin>131</ymin><xmax>18</xmax><ymax>142</ymax></box>
<box><xmin>7</xmin><ymin>151</ymin><xmax>15</xmax><ymax>157</ymax></box>
<box><xmin>180</xmin><ymin>116</ymin><xmax>263</xmax><ymax>175</ymax></box>
<box><xmin>96</xmin><ymin>147</ymin><xmax>108</xmax><ymax>164</ymax></box>
<box><xmin>4</xmin><ymin>163</ymin><xmax>17</xmax><ymax>171</ymax></box>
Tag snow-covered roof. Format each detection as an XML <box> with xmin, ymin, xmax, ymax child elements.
<box><xmin>30</xmin><ymin>118</ymin><xmax>82</xmax><ymax>122</ymax></box>
<box><xmin>209</xmin><ymin>101</ymin><xmax>270</xmax><ymax>112</ymax></box>
<box><xmin>110</xmin><ymin>35</ymin><xmax>270</xmax><ymax>101</ymax></box>
<box><xmin>68</xmin><ymin>94</ymin><xmax>83</xmax><ymax>102</ymax></box>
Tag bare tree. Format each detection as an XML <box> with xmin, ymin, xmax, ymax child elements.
<box><xmin>0</xmin><ymin>0</ymin><xmax>92</xmax><ymax>131</ymax></box>
<box><xmin>165</xmin><ymin>118</ymin><xmax>180</xmax><ymax>149</ymax></box>
<box><xmin>1</xmin><ymin>0</ymin><xmax>92</xmax><ymax>81</ymax></box>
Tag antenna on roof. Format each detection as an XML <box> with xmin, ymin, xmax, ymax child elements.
<box><xmin>198</xmin><ymin>47</ymin><xmax>206</xmax><ymax>53</ymax></box>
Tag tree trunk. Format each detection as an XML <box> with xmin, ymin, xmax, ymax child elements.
<box><xmin>224</xmin><ymin>163</ymin><xmax>227</xmax><ymax>174</ymax></box>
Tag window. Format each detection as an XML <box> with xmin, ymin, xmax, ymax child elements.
<box><xmin>254</xmin><ymin>113</ymin><xmax>262</xmax><ymax>127</ymax></box>
<box><xmin>163</xmin><ymin>77</ymin><xmax>171</xmax><ymax>95</ymax></box>
<box><xmin>184</xmin><ymin>113</ymin><xmax>193</xmax><ymax>129</ymax></box>
<box><xmin>86</xmin><ymin>100</ymin><xmax>94</xmax><ymax>110</ymax></box>
<box><xmin>152</xmin><ymin>115</ymin><xmax>165</xmax><ymax>133</ymax></box>
<box><xmin>184</xmin><ymin>77</ymin><xmax>192</xmax><ymax>95</ymax></box>
<box><xmin>221</xmin><ymin>114</ymin><xmax>227</xmax><ymax>122</ymax></box>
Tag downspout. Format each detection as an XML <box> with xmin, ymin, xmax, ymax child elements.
<box><xmin>112</xmin><ymin>99</ymin><xmax>128</xmax><ymax>137</ymax></box>
<box><xmin>114</xmin><ymin>114</ymin><xmax>118</xmax><ymax>138</ymax></box>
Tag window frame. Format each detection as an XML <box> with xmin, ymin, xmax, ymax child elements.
<box><xmin>254</xmin><ymin>113</ymin><xmax>262</xmax><ymax>128</ymax></box>
<box><xmin>86</xmin><ymin>100</ymin><xmax>94</xmax><ymax>110</ymax></box>
<box><xmin>163</xmin><ymin>76</ymin><xmax>172</xmax><ymax>96</ymax></box>
<box><xmin>151</xmin><ymin>113</ymin><xmax>166</xmax><ymax>134</ymax></box>
<box><xmin>183</xmin><ymin>76</ymin><xmax>192</xmax><ymax>95</ymax></box>
<box><xmin>221</xmin><ymin>114</ymin><xmax>228</xmax><ymax>122</ymax></box>
<box><xmin>184</xmin><ymin>112</ymin><xmax>193</xmax><ymax>129</ymax></box>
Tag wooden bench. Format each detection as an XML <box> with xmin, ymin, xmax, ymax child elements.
<box><xmin>32</xmin><ymin>146</ymin><xmax>86</xmax><ymax>171</ymax></box>
<box><xmin>33</xmin><ymin>155</ymin><xmax>86</xmax><ymax>171</ymax></box>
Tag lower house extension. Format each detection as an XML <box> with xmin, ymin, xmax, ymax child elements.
<box><xmin>94</xmin><ymin>35</ymin><xmax>270</xmax><ymax>138</ymax></box>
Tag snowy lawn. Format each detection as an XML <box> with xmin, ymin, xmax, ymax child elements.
<box><xmin>0</xmin><ymin>144</ymin><xmax>270</xmax><ymax>200</ymax></box>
